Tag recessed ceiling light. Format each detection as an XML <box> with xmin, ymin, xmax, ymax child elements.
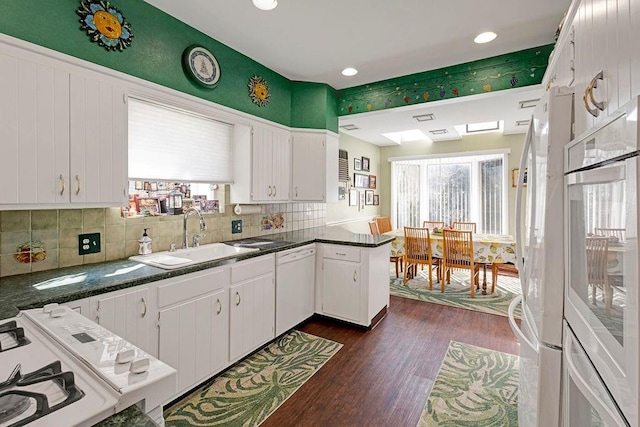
<box><xmin>474</xmin><ymin>31</ymin><xmax>497</xmax><ymax>44</ymax></box>
<box><xmin>252</xmin><ymin>0</ymin><xmax>277</xmax><ymax>11</ymax></box>
<box><xmin>341</xmin><ymin>67</ymin><xmax>358</xmax><ymax>77</ymax></box>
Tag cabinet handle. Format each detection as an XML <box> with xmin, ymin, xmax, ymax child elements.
<box><xmin>235</xmin><ymin>291</ymin><xmax>241</xmax><ymax>306</ymax></box>
<box><xmin>588</xmin><ymin>70</ymin><xmax>605</xmax><ymax>111</ymax></box>
<box><xmin>268</xmin><ymin>185</ymin><xmax>272</xmax><ymax>196</ymax></box>
<box><xmin>75</xmin><ymin>175</ymin><xmax>81</xmax><ymax>195</ymax></box>
<box><xmin>141</xmin><ymin>297</ymin><xmax>147</xmax><ymax>318</ymax></box>
<box><xmin>59</xmin><ymin>174</ymin><xmax>65</xmax><ymax>196</ymax></box>
<box><xmin>353</xmin><ymin>270</ymin><xmax>358</xmax><ymax>282</ymax></box>
<box><xmin>583</xmin><ymin>90</ymin><xmax>599</xmax><ymax>118</ymax></box>
<box><xmin>216</xmin><ymin>298</ymin><xmax>222</xmax><ymax>315</ymax></box>
<box><xmin>295</xmin><ymin>186</ymin><xmax>298</xmax><ymax>197</ymax></box>
<box><xmin>273</xmin><ymin>185</ymin><xmax>276</xmax><ymax>197</ymax></box>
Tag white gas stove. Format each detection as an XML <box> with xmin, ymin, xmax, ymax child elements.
<box><xmin>0</xmin><ymin>305</ymin><xmax>176</xmax><ymax>426</ymax></box>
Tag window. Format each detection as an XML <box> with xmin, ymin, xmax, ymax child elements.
<box><xmin>391</xmin><ymin>151</ymin><xmax>508</xmax><ymax>234</ymax></box>
<box><xmin>128</xmin><ymin>97</ymin><xmax>234</xmax><ymax>183</ymax></box>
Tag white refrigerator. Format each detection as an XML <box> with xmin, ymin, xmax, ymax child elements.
<box><xmin>508</xmin><ymin>85</ymin><xmax>574</xmax><ymax>427</ymax></box>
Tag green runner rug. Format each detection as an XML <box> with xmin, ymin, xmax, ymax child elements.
<box><xmin>418</xmin><ymin>341</ymin><xmax>520</xmax><ymax>427</ymax></box>
<box><xmin>164</xmin><ymin>330</ymin><xmax>342</xmax><ymax>426</ymax></box>
<box><xmin>390</xmin><ymin>268</ymin><xmax>521</xmax><ymax>318</ymax></box>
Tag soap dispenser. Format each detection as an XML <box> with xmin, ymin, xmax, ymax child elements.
<box><xmin>138</xmin><ymin>228</ymin><xmax>152</xmax><ymax>255</ymax></box>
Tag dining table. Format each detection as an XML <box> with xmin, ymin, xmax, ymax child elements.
<box><xmin>383</xmin><ymin>228</ymin><xmax>518</xmax><ymax>294</ymax></box>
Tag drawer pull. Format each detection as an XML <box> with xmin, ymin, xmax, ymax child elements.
<box><xmin>335</xmin><ymin>252</ymin><xmax>347</xmax><ymax>256</ymax></box>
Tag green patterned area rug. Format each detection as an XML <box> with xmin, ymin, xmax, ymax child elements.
<box><xmin>164</xmin><ymin>330</ymin><xmax>342</xmax><ymax>426</ymax></box>
<box><xmin>390</xmin><ymin>269</ymin><xmax>521</xmax><ymax>318</ymax></box>
<box><xmin>418</xmin><ymin>341</ymin><xmax>520</xmax><ymax>427</ymax></box>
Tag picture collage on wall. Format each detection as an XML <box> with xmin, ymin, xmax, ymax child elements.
<box><xmin>350</xmin><ymin>155</ymin><xmax>379</xmax><ymax>210</ymax></box>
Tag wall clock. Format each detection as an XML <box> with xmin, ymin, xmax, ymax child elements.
<box><xmin>182</xmin><ymin>45</ymin><xmax>221</xmax><ymax>88</ymax></box>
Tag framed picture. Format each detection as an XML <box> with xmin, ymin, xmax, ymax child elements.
<box><xmin>338</xmin><ymin>182</ymin><xmax>346</xmax><ymax>200</ymax></box>
<box><xmin>137</xmin><ymin>197</ymin><xmax>160</xmax><ymax>214</ymax></box>
<box><xmin>349</xmin><ymin>189</ymin><xmax>358</xmax><ymax>206</ymax></box>
<box><xmin>373</xmin><ymin>194</ymin><xmax>380</xmax><ymax>205</ymax></box>
<box><xmin>354</xmin><ymin>173</ymin><xmax>369</xmax><ymax>188</ymax></box>
<box><xmin>149</xmin><ymin>182</ymin><xmax>158</xmax><ymax>192</ymax></box>
<box><xmin>512</xmin><ymin>168</ymin><xmax>528</xmax><ymax>187</ymax></box>
<box><xmin>365</xmin><ymin>190</ymin><xmax>374</xmax><ymax>205</ymax></box>
<box><xmin>354</xmin><ymin>157</ymin><xmax>362</xmax><ymax>171</ymax></box>
<box><xmin>143</xmin><ymin>181</ymin><xmax>151</xmax><ymax>191</ymax></box>
<box><xmin>369</xmin><ymin>175</ymin><xmax>377</xmax><ymax>189</ymax></box>
<box><xmin>134</xmin><ymin>181</ymin><xmax>143</xmax><ymax>190</ymax></box>
<box><xmin>359</xmin><ymin>191</ymin><xmax>366</xmax><ymax>211</ymax></box>
<box><xmin>201</xmin><ymin>199</ymin><xmax>220</xmax><ymax>213</ymax></box>
<box><xmin>361</xmin><ymin>156</ymin><xmax>370</xmax><ymax>172</ymax></box>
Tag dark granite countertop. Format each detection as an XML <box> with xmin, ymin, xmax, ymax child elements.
<box><xmin>0</xmin><ymin>226</ymin><xmax>391</xmax><ymax>426</ymax></box>
<box><xmin>0</xmin><ymin>226</ymin><xmax>392</xmax><ymax>320</ymax></box>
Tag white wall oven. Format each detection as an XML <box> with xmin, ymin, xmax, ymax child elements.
<box><xmin>564</xmin><ymin>96</ymin><xmax>639</xmax><ymax>426</ymax></box>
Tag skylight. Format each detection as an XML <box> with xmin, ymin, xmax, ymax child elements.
<box><xmin>381</xmin><ymin>129</ymin><xmax>428</xmax><ymax>144</ymax></box>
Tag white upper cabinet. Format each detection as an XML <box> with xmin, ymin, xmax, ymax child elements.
<box><xmin>0</xmin><ymin>41</ymin><xmax>127</xmax><ymax>208</ymax></box>
<box><xmin>231</xmin><ymin>122</ymin><xmax>291</xmax><ymax>203</ymax></box>
<box><xmin>291</xmin><ymin>130</ymin><xmax>338</xmax><ymax>202</ymax></box>
<box><xmin>69</xmin><ymin>70</ymin><xmax>127</xmax><ymax>205</ymax></box>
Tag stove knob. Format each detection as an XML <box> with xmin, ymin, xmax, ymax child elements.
<box><xmin>43</xmin><ymin>303</ymin><xmax>59</xmax><ymax>313</ymax></box>
<box><xmin>130</xmin><ymin>357</ymin><xmax>150</xmax><ymax>374</ymax></box>
<box><xmin>116</xmin><ymin>348</ymin><xmax>136</xmax><ymax>364</ymax></box>
<box><xmin>49</xmin><ymin>307</ymin><xmax>66</xmax><ymax>318</ymax></box>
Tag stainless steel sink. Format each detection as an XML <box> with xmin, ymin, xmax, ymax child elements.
<box><xmin>129</xmin><ymin>243</ymin><xmax>259</xmax><ymax>270</ymax></box>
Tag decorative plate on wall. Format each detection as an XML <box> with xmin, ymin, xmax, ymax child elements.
<box><xmin>248</xmin><ymin>75</ymin><xmax>270</xmax><ymax>107</ymax></box>
<box><xmin>182</xmin><ymin>45</ymin><xmax>221</xmax><ymax>88</ymax></box>
<box><xmin>77</xmin><ymin>0</ymin><xmax>133</xmax><ymax>51</ymax></box>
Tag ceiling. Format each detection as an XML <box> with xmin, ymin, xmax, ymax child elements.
<box><xmin>144</xmin><ymin>0</ymin><xmax>571</xmax><ymax>145</ymax></box>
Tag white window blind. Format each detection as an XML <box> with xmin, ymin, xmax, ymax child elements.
<box><xmin>128</xmin><ymin>97</ymin><xmax>233</xmax><ymax>182</ymax></box>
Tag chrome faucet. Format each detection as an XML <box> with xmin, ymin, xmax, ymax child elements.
<box><xmin>183</xmin><ymin>207</ymin><xmax>207</xmax><ymax>249</ymax></box>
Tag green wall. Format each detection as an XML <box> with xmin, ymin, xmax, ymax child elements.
<box><xmin>290</xmin><ymin>81</ymin><xmax>338</xmax><ymax>132</ymax></box>
<box><xmin>0</xmin><ymin>0</ymin><xmax>315</xmax><ymax>128</ymax></box>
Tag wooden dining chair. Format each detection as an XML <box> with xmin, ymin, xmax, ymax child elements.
<box><xmin>594</xmin><ymin>228</ymin><xmax>625</xmax><ymax>242</ymax></box>
<box><xmin>422</xmin><ymin>221</ymin><xmax>445</xmax><ymax>230</ymax></box>
<box><xmin>403</xmin><ymin>227</ymin><xmax>439</xmax><ymax>289</ymax></box>
<box><xmin>586</xmin><ymin>236</ymin><xmax>611</xmax><ymax>317</ymax></box>
<box><xmin>441</xmin><ymin>229</ymin><xmax>480</xmax><ymax>297</ymax></box>
<box><xmin>371</xmin><ymin>218</ymin><xmax>403</xmax><ymax>277</ymax></box>
<box><xmin>491</xmin><ymin>263</ymin><xmax>519</xmax><ymax>294</ymax></box>
<box><xmin>375</xmin><ymin>216</ymin><xmax>393</xmax><ymax>234</ymax></box>
<box><xmin>452</xmin><ymin>221</ymin><xmax>477</xmax><ymax>233</ymax></box>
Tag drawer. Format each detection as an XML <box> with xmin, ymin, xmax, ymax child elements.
<box><xmin>322</xmin><ymin>244</ymin><xmax>360</xmax><ymax>263</ymax></box>
<box><xmin>231</xmin><ymin>254</ymin><xmax>275</xmax><ymax>283</ymax></box>
<box><xmin>157</xmin><ymin>267</ymin><xmax>229</xmax><ymax>308</ymax></box>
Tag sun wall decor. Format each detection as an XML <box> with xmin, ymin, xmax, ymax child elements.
<box><xmin>248</xmin><ymin>75</ymin><xmax>271</xmax><ymax>107</ymax></box>
<box><xmin>77</xmin><ymin>0</ymin><xmax>133</xmax><ymax>51</ymax></box>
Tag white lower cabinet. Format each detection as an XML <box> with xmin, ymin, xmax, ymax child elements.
<box><xmin>156</xmin><ymin>267</ymin><xmax>230</xmax><ymax>397</ymax></box>
<box><xmin>89</xmin><ymin>286</ymin><xmax>154</xmax><ymax>355</ymax></box>
<box><xmin>229</xmin><ymin>254</ymin><xmax>276</xmax><ymax>362</ymax></box>
<box><xmin>318</xmin><ymin>243</ymin><xmax>390</xmax><ymax>328</ymax></box>
<box><xmin>62</xmin><ymin>297</ymin><xmax>90</xmax><ymax>317</ymax></box>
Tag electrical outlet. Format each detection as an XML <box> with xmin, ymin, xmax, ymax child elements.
<box><xmin>232</xmin><ymin>219</ymin><xmax>242</xmax><ymax>234</ymax></box>
<box><xmin>78</xmin><ymin>233</ymin><xmax>101</xmax><ymax>255</ymax></box>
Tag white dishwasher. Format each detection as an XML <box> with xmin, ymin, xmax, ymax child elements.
<box><xmin>275</xmin><ymin>244</ymin><xmax>316</xmax><ymax>336</ymax></box>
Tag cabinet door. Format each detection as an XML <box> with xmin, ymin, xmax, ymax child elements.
<box><xmin>69</xmin><ymin>71</ymin><xmax>126</xmax><ymax>205</ymax></box>
<box><xmin>271</xmin><ymin>128</ymin><xmax>290</xmax><ymax>201</ymax></box>
<box><xmin>0</xmin><ymin>49</ymin><xmax>69</xmax><ymax>204</ymax></box>
<box><xmin>62</xmin><ymin>298</ymin><xmax>90</xmax><ymax>318</ymax></box>
<box><xmin>229</xmin><ymin>273</ymin><xmax>275</xmax><ymax>362</ymax></box>
<box><xmin>292</xmin><ymin>133</ymin><xmax>325</xmax><ymax>201</ymax></box>
<box><xmin>159</xmin><ymin>289</ymin><xmax>228</xmax><ymax>395</ymax></box>
<box><xmin>93</xmin><ymin>287</ymin><xmax>152</xmax><ymax>354</ymax></box>
<box><xmin>251</xmin><ymin>125</ymin><xmax>273</xmax><ymax>201</ymax></box>
<box><xmin>322</xmin><ymin>258</ymin><xmax>361</xmax><ymax>322</ymax></box>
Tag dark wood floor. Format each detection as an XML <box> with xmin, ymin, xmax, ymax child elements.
<box><xmin>262</xmin><ymin>295</ymin><xmax>520</xmax><ymax>427</ymax></box>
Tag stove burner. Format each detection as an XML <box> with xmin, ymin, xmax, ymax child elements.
<box><xmin>0</xmin><ymin>362</ymin><xmax>84</xmax><ymax>426</ymax></box>
<box><xmin>0</xmin><ymin>321</ymin><xmax>30</xmax><ymax>353</ymax></box>
<box><xmin>0</xmin><ymin>394</ymin><xmax>31</xmax><ymax>425</ymax></box>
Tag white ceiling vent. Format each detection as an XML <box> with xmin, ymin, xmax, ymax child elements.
<box><xmin>413</xmin><ymin>113</ymin><xmax>435</xmax><ymax>122</ymax></box>
<box><xmin>516</xmin><ymin>119</ymin><xmax>530</xmax><ymax>126</ymax></box>
<box><xmin>518</xmin><ymin>99</ymin><xmax>539</xmax><ymax>109</ymax></box>
<box><xmin>340</xmin><ymin>124</ymin><xmax>359</xmax><ymax>131</ymax></box>
<box><xmin>429</xmin><ymin>129</ymin><xmax>448</xmax><ymax>135</ymax></box>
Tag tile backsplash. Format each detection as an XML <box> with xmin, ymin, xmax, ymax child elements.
<box><xmin>0</xmin><ymin>201</ymin><xmax>326</xmax><ymax>277</ymax></box>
